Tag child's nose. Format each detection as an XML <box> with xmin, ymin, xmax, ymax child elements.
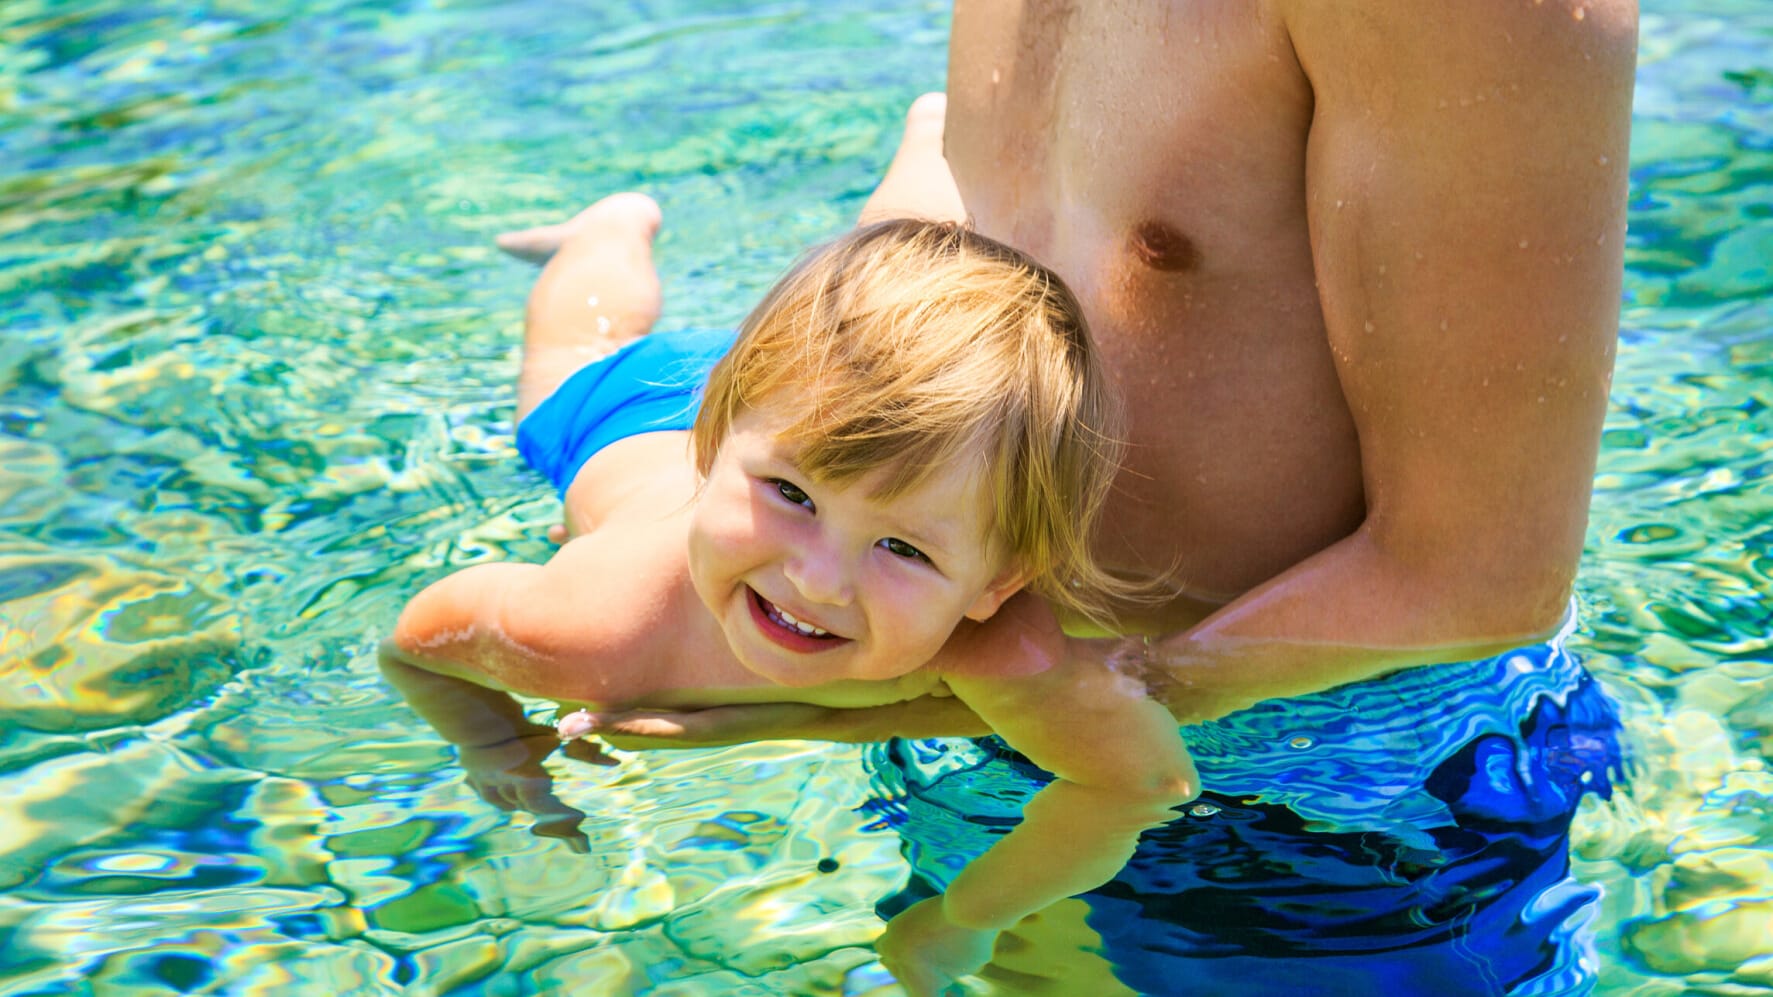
<box><xmin>783</xmin><ymin>547</ymin><xmax>853</xmax><ymax>606</ymax></box>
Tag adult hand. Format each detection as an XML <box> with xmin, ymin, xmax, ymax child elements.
<box><xmin>563</xmin><ymin>693</ymin><xmax>994</xmax><ymax>749</ymax></box>
<box><xmin>877</xmin><ymin>896</ymin><xmax>998</xmax><ymax>997</ymax></box>
<box><xmin>456</xmin><ymin>731</ymin><xmax>613</xmax><ymax>852</ymax></box>
<box><xmin>560</xmin><ymin>702</ymin><xmax>844</xmax><ymax>750</ymax></box>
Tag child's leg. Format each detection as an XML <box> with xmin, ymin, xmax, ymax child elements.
<box><xmin>856</xmin><ymin>92</ymin><xmax>967</xmax><ymax>226</ymax></box>
<box><xmin>514</xmin><ymin>192</ymin><xmax>663</xmax><ymax>423</ymax></box>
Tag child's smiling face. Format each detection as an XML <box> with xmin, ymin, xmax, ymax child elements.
<box><xmin>687</xmin><ymin>396</ymin><xmax>1026</xmax><ymax>687</ymax></box>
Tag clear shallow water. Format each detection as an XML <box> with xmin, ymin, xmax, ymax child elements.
<box><xmin>0</xmin><ymin>1</ymin><xmax>1767</xmax><ymax>994</ymax></box>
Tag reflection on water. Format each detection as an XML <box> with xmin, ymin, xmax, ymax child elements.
<box><xmin>1</xmin><ymin>0</ymin><xmax>1770</xmax><ymax>993</ymax></box>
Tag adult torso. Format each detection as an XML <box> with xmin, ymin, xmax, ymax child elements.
<box><xmin>946</xmin><ymin>0</ymin><xmax>1364</xmax><ymax>632</ymax></box>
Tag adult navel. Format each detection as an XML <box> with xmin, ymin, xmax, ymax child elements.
<box><xmin>1128</xmin><ymin>220</ymin><xmax>1200</xmax><ymax>273</ymax></box>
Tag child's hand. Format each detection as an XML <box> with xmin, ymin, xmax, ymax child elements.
<box><xmin>876</xmin><ymin>896</ymin><xmax>998</xmax><ymax>996</ymax></box>
<box><xmin>456</xmin><ymin>730</ymin><xmax>613</xmax><ymax>853</ymax></box>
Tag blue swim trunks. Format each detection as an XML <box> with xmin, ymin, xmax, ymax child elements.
<box><xmin>866</xmin><ymin>610</ymin><xmax>1625</xmax><ymax>995</ymax></box>
<box><xmin>515</xmin><ymin>327</ymin><xmax>737</xmax><ymax>495</ymax></box>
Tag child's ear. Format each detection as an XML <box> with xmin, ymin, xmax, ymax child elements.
<box><xmin>963</xmin><ymin>564</ymin><xmax>1031</xmax><ymax>623</ymax></box>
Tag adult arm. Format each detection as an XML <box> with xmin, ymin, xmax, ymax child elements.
<box><xmin>1122</xmin><ymin>0</ymin><xmax>1639</xmax><ymax>720</ymax></box>
<box><xmin>587</xmin><ymin>695</ymin><xmax>989</xmax><ymax>750</ymax></box>
<box><xmin>578</xmin><ymin>0</ymin><xmax>1638</xmax><ymax>745</ymax></box>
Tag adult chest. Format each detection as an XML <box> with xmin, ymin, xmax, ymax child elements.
<box><xmin>946</xmin><ymin>0</ymin><xmax>1312</xmax><ymax>268</ymax></box>
<box><xmin>946</xmin><ymin>0</ymin><xmax>1366</xmax><ymax>607</ymax></box>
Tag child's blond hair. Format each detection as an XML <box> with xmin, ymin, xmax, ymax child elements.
<box><xmin>693</xmin><ymin>218</ymin><xmax>1138</xmax><ymax>627</ymax></box>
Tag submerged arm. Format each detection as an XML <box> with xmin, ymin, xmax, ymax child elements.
<box><xmin>588</xmin><ymin>695</ymin><xmax>989</xmax><ymax>750</ymax></box>
<box><xmin>877</xmin><ymin>653</ymin><xmax>1197</xmax><ymax>991</ymax></box>
<box><xmin>382</xmin><ymin>559</ymin><xmax>621</xmax><ymax>846</ymax></box>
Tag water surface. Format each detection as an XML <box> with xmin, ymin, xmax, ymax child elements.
<box><xmin>1</xmin><ymin>1</ymin><xmax>1769</xmax><ymax>993</ymax></box>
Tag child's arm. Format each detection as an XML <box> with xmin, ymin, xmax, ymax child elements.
<box><xmin>380</xmin><ymin>648</ymin><xmax>608</xmax><ymax>850</ymax></box>
<box><xmin>877</xmin><ymin>605</ymin><xmax>1198</xmax><ymax>990</ymax></box>
<box><xmin>382</xmin><ymin>552</ymin><xmax>630</xmax><ymax>847</ymax></box>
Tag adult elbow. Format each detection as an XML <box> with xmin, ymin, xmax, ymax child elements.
<box><xmin>1474</xmin><ymin>550</ymin><xmax>1580</xmax><ymax>643</ymax></box>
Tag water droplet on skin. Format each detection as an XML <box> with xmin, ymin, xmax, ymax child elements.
<box><xmin>1518</xmin><ymin>239</ymin><xmax>1530</xmax><ymax>249</ymax></box>
<box><xmin>596</xmin><ymin>315</ymin><xmax>612</xmax><ymax>335</ymax></box>
<box><xmin>1573</xmin><ymin>6</ymin><xmax>1586</xmax><ymax>20</ymax></box>
<box><xmin>1440</xmin><ymin>319</ymin><xmax>1449</xmax><ymax>331</ymax></box>
<box><xmin>586</xmin><ymin>295</ymin><xmax>600</xmax><ymax>308</ymax></box>
<box><xmin>1596</xmin><ymin>155</ymin><xmax>1609</xmax><ymax>166</ymax></box>
<box><xmin>1364</xmin><ymin>321</ymin><xmax>1375</xmax><ymax>332</ymax></box>
<box><xmin>1189</xmin><ymin>802</ymin><xmax>1222</xmax><ymax>817</ymax></box>
<box><xmin>992</xmin><ymin>67</ymin><xmax>1001</xmax><ymax>85</ymax></box>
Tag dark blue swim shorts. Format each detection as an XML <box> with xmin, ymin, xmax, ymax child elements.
<box><xmin>866</xmin><ymin>610</ymin><xmax>1625</xmax><ymax>995</ymax></box>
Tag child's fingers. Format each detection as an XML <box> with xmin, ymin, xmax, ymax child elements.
<box><xmin>530</xmin><ymin>813</ymin><xmax>591</xmax><ymax>853</ymax></box>
<box><xmin>518</xmin><ymin>784</ymin><xmax>590</xmax><ymax>847</ymax></box>
<box><xmin>466</xmin><ymin>774</ymin><xmax>519</xmax><ymax>812</ymax></box>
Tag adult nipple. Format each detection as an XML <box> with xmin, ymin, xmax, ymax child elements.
<box><xmin>1128</xmin><ymin>220</ymin><xmax>1200</xmax><ymax>273</ymax></box>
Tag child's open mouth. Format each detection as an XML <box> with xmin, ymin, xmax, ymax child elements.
<box><xmin>748</xmin><ymin>588</ymin><xmax>844</xmax><ymax>652</ymax></box>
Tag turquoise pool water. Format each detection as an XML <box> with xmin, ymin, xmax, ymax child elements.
<box><xmin>0</xmin><ymin>1</ymin><xmax>1768</xmax><ymax>994</ymax></box>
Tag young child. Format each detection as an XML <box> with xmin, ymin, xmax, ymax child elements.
<box><xmin>382</xmin><ymin>192</ymin><xmax>1196</xmax><ymax>989</ymax></box>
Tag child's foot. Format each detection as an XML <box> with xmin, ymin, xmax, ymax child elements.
<box><xmin>513</xmin><ymin>192</ymin><xmax>666</xmax><ymax>420</ymax></box>
<box><xmin>497</xmin><ymin>191</ymin><xmax>663</xmax><ymax>264</ymax></box>
<box><xmin>858</xmin><ymin>92</ymin><xmax>965</xmax><ymax>226</ymax></box>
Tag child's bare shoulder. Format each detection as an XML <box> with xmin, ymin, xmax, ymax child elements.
<box><xmin>394</xmin><ymin>510</ymin><xmax>700</xmax><ymax>704</ymax></box>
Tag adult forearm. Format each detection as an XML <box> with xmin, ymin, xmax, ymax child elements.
<box><xmin>805</xmin><ymin>695</ymin><xmax>991</xmax><ymax>742</ymax></box>
<box><xmin>1148</xmin><ymin>526</ymin><xmax>1572</xmax><ymax>724</ymax></box>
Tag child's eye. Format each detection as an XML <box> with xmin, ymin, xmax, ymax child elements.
<box><xmin>879</xmin><ymin>537</ymin><xmax>931</xmax><ymax>564</ymax></box>
<box><xmin>771</xmin><ymin>479</ymin><xmax>814</xmax><ymax>510</ymax></box>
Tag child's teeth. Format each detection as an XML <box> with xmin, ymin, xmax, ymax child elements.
<box><xmin>774</xmin><ymin>606</ymin><xmax>828</xmax><ymax>636</ymax></box>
